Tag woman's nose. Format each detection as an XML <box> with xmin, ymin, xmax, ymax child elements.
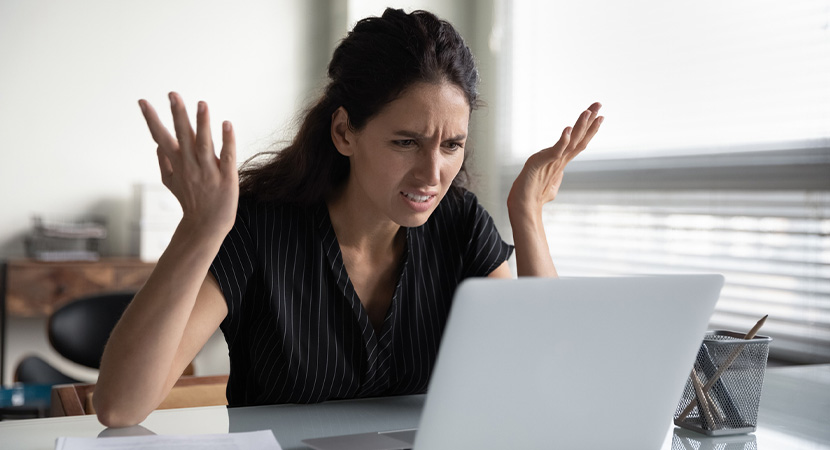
<box><xmin>412</xmin><ymin>146</ymin><xmax>441</xmax><ymax>186</ymax></box>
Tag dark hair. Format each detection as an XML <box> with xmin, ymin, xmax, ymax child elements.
<box><xmin>239</xmin><ymin>8</ymin><xmax>479</xmax><ymax>204</ymax></box>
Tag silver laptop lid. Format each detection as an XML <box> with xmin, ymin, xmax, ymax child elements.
<box><xmin>414</xmin><ymin>275</ymin><xmax>724</xmax><ymax>450</ymax></box>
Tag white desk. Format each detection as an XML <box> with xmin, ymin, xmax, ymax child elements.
<box><xmin>1</xmin><ymin>365</ymin><xmax>828</xmax><ymax>450</ymax></box>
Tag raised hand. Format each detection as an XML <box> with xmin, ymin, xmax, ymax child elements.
<box><xmin>138</xmin><ymin>92</ymin><xmax>239</xmax><ymax>237</ymax></box>
<box><xmin>95</xmin><ymin>93</ymin><xmax>238</xmax><ymax>427</ymax></box>
<box><xmin>506</xmin><ymin>102</ymin><xmax>603</xmax><ymax>277</ymax></box>
<box><xmin>508</xmin><ymin>102</ymin><xmax>603</xmax><ymax>212</ymax></box>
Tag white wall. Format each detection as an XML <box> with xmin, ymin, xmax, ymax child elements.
<box><xmin>0</xmin><ymin>0</ymin><xmax>321</xmax><ymax>257</ymax></box>
<box><xmin>0</xmin><ymin>0</ymin><xmax>330</xmax><ymax>384</ymax></box>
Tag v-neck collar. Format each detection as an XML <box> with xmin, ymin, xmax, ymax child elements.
<box><xmin>314</xmin><ymin>203</ymin><xmax>411</xmax><ymax>392</ymax></box>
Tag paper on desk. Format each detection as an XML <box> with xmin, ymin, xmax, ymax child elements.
<box><xmin>54</xmin><ymin>430</ymin><xmax>281</xmax><ymax>450</ymax></box>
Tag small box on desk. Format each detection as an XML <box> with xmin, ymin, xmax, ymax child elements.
<box><xmin>132</xmin><ymin>184</ymin><xmax>181</xmax><ymax>262</ymax></box>
<box><xmin>674</xmin><ymin>331</ymin><xmax>772</xmax><ymax>436</ymax></box>
<box><xmin>132</xmin><ymin>222</ymin><xmax>178</xmax><ymax>262</ymax></box>
<box><xmin>135</xmin><ymin>183</ymin><xmax>182</xmax><ymax>223</ymax></box>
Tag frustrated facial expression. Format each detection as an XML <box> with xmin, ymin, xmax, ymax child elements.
<box><xmin>333</xmin><ymin>82</ymin><xmax>470</xmax><ymax>228</ymax></box>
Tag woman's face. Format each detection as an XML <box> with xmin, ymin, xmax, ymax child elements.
<box><xmin>336</xmin><ymin>81</ymin><xmax>470</xmax><ymax>228</ymax></box>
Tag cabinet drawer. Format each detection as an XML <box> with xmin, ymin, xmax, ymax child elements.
<box><xmin>4</xmin><ymin>259</ymin><xmax>154</xmax><ymax>317</ymax></box>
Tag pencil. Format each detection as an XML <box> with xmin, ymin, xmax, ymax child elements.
<box><xmin>741</xmin><ymin>315</ymin><xmax>768</xmax><ymax>340</ymax></box>
<box><xmin>690</xmin><ymin>367</ymin><xmax>717</xmax><ymax>429</ymax></box>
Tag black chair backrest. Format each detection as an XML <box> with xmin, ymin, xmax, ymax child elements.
<box><xmin>47</xmin><ymin>292</ymin><xmax>134</xmax><ymax>369</ymax></box>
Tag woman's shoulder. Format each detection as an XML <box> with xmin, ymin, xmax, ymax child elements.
<box><xmin>234</xmin><ymin>195</ymin><xmax>322</xmax><ymax>227</ymax></box>
<box><xmin>436</xmin><ymin>187</ymin><xmax>483</xmax><ymax>215</ymax></box>
<box><xmin>237</xmin><ymin>195</ymin><xmax>315</xmax><ymax>213</ymax></box>
<box><xmin>428</xmin><ymin>187</ymin><xmax>489</xmax><ymax>231</ymax></box>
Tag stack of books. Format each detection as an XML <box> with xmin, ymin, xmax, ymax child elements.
<box><xmin>25</xmin><ymin>216</ymin><xmax>107</xmax><ymax>261</ymax></box>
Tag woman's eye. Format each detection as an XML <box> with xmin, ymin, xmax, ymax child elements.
<box><xmin>395</xmin><ymin>139</ymin><xmax>416</xmax><ymax>147</ymax></box>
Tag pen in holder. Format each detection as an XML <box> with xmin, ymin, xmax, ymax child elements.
<box><xmin>674</xmin><ymin>330</ymin><xmax>772</xmax><ymax>436</ymax></box>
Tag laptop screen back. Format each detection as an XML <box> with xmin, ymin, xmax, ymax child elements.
<box><xmin>413</xmin><ymin>275</ymin><xmax>723</xmax><ymax>450</ymax></box>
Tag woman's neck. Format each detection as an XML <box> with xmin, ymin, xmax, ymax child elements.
<box><xmin>326</xmin><ymin>185</ymin><xmax>403</xmax><ymax>259</ymax></box>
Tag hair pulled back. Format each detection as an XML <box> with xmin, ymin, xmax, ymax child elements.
<box><xmin>239</xmin><ymin>8</ymin><xmax>479</xmax><ymax>204</ymax></box>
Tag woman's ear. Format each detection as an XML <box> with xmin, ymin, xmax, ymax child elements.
<box><xmin>331</xmin><ymin>107</ymin><xmax>354</xmax><ymax>157</ymax></box>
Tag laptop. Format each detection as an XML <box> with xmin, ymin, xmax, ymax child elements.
<box><xmin>303</xmin><ymin>275</ymin><xmax>724</xmax><ymax>450</ymax></box>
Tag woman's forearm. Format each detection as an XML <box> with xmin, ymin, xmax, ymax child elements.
<box><xmin>93</xmin><ymin>221</ymin><xmax>225</xmax><ymax>427</ymax></box>
<box><xmin>508</xmin><ymin>203</ymin><xmax>558</xmax><ymax>278</ymax></box>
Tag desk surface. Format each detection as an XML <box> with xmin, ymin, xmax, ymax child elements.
<box><xmin>1</xmin><ymin>365</ymin><xmax>828</xmax><ymax>450</ymax></box>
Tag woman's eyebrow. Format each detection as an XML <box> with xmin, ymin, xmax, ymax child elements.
<box><xmin>392</xmin><ymin>130</ymin><xmax>425</xmax><ymax>139</ymax></box>
<box><xmin>392</xmin><ymin>130</ymin><xmax>467</xmax><ymax>141</ymax></box>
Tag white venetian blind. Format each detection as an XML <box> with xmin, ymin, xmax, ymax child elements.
<box><xmin>500</xmin><ymin>0</ymin><xmax>830</xmax><ymax>363</ymax></box>
<box><xmin>540</xmin><ymin>190</ymin><xmax>830</xmax><ymax>363</ymax></box>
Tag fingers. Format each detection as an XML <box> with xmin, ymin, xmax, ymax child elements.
<box><xmin>138</xmin><ymin>100</ymin><xmax>177</xmax><ymax>150</ymax></box>
<box><xmin>555</xmin><ymin>127</ymin><xmax>572</xmax><ymax>158</ymax></box>
<box><xmin>570</xmin><ymin>107</ymin><xmax>596</xmax><ymax>147</ymax></box>
<box><xmin>521</xmin><ymin>103</ymin><xmax>604</xmax><ymax>202</ymax></box>
<box><xmin>533</xmin><ymin>126</ymin><xmax>571</xmax><ymax>169</ymax></box>
<box><xmin>195</xmin><ymin>101</ymin><xmax>216</xmax><ymax>168</ymax></box>
<box><xmin>143</xmin><ymin>93</ymin><xmax>222</xmax><ymax>171</ymax></box>
<box><xmin>578</xmin><ymin>115</ymin><xmax>604</xmax><ymax>153</ymax></box>
<box><xmin>219</xmin><ymin>121</ymin><xmax>237</xmax><ymax>179</ymax></box>
<box><xmin>564</xmin><ymin>103</ymin><xmax>604</xmax><ymax>159</ymax></box>
<box><xmin>168</xmin><ymin>92</ymin><xmax>198</xmax><ymax>168</ymax></box>
<box><xmin>156</xmin><ymin>147</ymin><xmax>174</xmax><ymax>187</ymax></box>
<box><xmin>141</xmin><ymin>94</ymin><xmax>233</xmax><ymax>202</ymax></box>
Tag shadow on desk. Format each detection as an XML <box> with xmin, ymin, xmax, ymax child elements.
<box><xmin>228</xmin><ymin>394</ymin><xmax>426</xmax><ymax>450</ymax></box>
<box><xmin>50</xmin><ymin>374</ymin><xmax>229</xmax><ymax>417</ymax></box>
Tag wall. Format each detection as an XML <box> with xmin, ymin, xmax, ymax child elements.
<box><xmin>0</xmin><ymin>0</ymin><xmax>333</xmax><ymax>384</ymax></box>
<box><xmin>0</xmin><ymin>0</ymin><xmax>330</xmax><ymax>257</ymax></box>
<box><xmin>0</xmin><ymin>0</ymin><xmax>502</xmax><ymax>258</ymax></box>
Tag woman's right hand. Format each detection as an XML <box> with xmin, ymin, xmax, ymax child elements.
<box><xmin>139</xmin><ymin>92</ymin><xmax>238</xmax><ymax>237</ymax></box>
<box><xmin>94</xmin><ymin>93</ymin><xmax>236</xmax><ymax>427</ymax></box>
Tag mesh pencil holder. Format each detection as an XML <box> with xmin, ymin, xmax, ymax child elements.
<box><xmin>674</xmin><ymin>330</ymin><xmax>772</xmax><ymax>436</ymax></box>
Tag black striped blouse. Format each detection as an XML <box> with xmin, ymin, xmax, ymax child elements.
<box><xmin>209</xmin><ymin>189</ymin><xmax>513</xmax><ymax>406</ymax></box>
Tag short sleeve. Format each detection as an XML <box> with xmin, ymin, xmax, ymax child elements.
<box><xmin>209</xmin><ymin>198</ymin><xmax>257</xmax><ymax>348</ymax></box>
<box><xmin>459</xmin><ymin>190</ymin><xmax>514</xmax><ymax>278</ymax></box>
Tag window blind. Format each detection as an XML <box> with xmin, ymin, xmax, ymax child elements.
<box><xmin>498</xmin><ymin>0</ymin><xmax>830</xmax><ymax>364</ymax></box>
<box><xmin>537</xmin><ymin>190</ymin><xmax>830</xmax><ymax>364</ymax></box>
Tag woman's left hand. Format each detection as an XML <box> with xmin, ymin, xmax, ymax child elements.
<box><xmin>508</xmin><ymin>102</ymin><xmax>603</xmax><ymax>214</ymax></box>
<box><xmin>507</xmin><ymin>103</ymin><xmax>603</xmax><ymax>277</ymax></box>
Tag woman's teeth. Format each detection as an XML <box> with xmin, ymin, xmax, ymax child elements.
<box><xmin>403</xmin><ymin>192</ymin><xmax>430</xmax><ymax>203</ymax></box>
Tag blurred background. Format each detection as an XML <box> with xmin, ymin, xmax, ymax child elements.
<box><xmin>0</xmin><ymin>0</ymin><xmax>828</xmax><ymax>385</ymax></box>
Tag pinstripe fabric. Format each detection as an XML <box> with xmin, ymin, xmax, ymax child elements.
<box><xmin>209</xmin><ymin>189</ymin><xmax>513</xmax><ymax>406</ymax></box>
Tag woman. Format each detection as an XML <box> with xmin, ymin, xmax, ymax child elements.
<box><xmin>94</xmin><ymin>8</ymin><xmax>602</xmax><ymax>427</ymax></box>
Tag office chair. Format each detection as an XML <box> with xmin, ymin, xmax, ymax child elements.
<box><xmin>15</xmin><ymin>291</ymin><xmax>196</xmax><ymax>386</ymax></box>
<box><xmin>48</xmin><ymin>291</ymin><xmax>134</xmax><ymax>369</ymax></box>
<box><xmin>14</xmin><ymin>292</ymin><xmax>135</xmax><ymax>385</ymax></box>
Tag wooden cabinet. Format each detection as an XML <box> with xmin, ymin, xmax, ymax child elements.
<box><xmin>3</xmin><ymin>258</ymin><xmax>155</xmax><ymax>317</ymax></box>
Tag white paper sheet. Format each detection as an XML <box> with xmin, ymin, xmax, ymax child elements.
<box><xmin>54</xmin><ymin>430</ymin><xmax>281</xmax><ymax>450</ymax></box>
